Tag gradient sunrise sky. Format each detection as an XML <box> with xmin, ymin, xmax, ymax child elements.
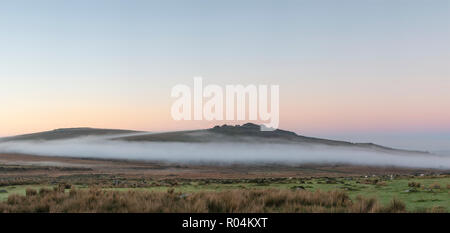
<box><xmin>1</xmin><ymin>0</ymin><xmax>449</xmax><ymax>149</ymax></box>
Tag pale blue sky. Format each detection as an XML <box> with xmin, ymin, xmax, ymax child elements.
<box><xmin>2</xmin><ymin>0</ymin><xmax>448</xmax><ymax>84</ymax></box>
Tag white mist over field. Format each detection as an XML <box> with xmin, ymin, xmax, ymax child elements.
<box><xmin>0</xmin><ymin>136</ymin><xmax>449</xmax><ymax>169</ymax></box>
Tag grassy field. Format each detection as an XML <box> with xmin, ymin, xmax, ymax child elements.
<box><xmin>1</xmin><ymin>175</ymin><xmax>448</xmax><ymax>212</ymax></box>
<box><xmin>102</xmin><ymin>176</ymin><xmax>450</xmax><ymax>211</ymax></box>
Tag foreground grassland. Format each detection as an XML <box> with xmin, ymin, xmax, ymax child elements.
<box><xmin>0</xmin><ymin>175</ymin><xmax>448</xmax><ymax>212</ymax></box>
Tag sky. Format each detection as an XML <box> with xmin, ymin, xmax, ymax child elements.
<box><xmin>0</xmin><ymin>0</ymin><xmax>449</xmax><ymax>151</ymax></box>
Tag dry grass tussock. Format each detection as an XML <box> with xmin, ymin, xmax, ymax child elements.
<box><xmin>0</xmin><ymin>188</ymin><xmax>411</xmax><ymax>213</ymax></box>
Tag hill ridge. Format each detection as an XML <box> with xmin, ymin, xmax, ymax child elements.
<box><xmin>0</xmin><ymin>123</ymin><xmax>430</xmax><ymax>155</ymax></box>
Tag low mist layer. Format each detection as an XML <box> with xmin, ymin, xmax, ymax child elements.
<box><xmin>0</xmin><ymin>136</ymin><xmax>449</xmax><ymax>169</ymax></box>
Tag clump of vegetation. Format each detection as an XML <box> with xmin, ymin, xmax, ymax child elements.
<box><xmin>359</xmin><ymin>179</ymin><xmax>380</xmax><ymax>185</ymax></box>
<box><xmin>0</xmin><ymin>188</ymin><xmax>415</xmax><ymax>213</ymax></box>
<box><xmin>350</xmin><ymin>196</ymin><xmax>379</xmax><ymax>213</ymax></box>
<box><xmin>39</xmin><ymin>188</ymin><xmax>53</xmax><ymax>196</ymax></box>
<box><xmin>25</xmin><ymin>189</ymin><xmax>37</xmax><ymax>197</ymax></box>
<box><xmin>381</xmin><ymin>198</ymin><xmax>406</xmax><ymax>213</ymax></box>
<box><xmin>429</xmin><ymin>206</ymin><xmax>446</xmax><ymax>213</ymax></box>
<box><xmin>60</xmin><ymin>183</ymin><xmax>72</xmax><ymax>190</ymax></box>
<box><xmin>408</xmin><ymin>182</ymin><xmax>421</xmax><ymax>188</ymax></box>
<box><xmin>429</xmin><ymin>183</ymin><xmax>441</xmax><ymax>189</ymax></box>
<box><xmin>376</xmin><ymin>181</ymin><xmax>387</xmax><ymax>186</ymax></box>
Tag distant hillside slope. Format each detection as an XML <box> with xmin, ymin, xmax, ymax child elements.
<box><xmin>1</xmin><ymin>128</ymin><xmax>141</xmax><ymax>141</ymax></box>
<box><xmin>116</xmin><ymin>123</ymin><xmax>429</xmax><ymax>155</ymax></box>
<box><xmin>0</xmin><ymin>123</ymin><xmax>429</xmax><ymax>155</ymax></box>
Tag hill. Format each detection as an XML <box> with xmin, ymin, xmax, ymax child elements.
<box><xmin>0</xmin><ymin>123</ymin><xmax>429</xmax><ymax>155</ymax></box>
<box><xmin>1</xmin><ymin>128</ymin><xmax>141</xmax><ymax>141</ymax></box>
<box><xmin>115</xmin><ymin>123</ymin><xmax>428</xmax><ymax>155</ymax></box>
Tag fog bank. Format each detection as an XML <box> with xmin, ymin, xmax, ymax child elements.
<box><xmin>0</xmin><ymin>137</ymin><xmax>449</xmax><ymax>169</ymax></box>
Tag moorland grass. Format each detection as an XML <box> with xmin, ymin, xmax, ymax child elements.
<box><xmin>0</xmin><ymin>176</ymin><xmax>448</xmax><ymax>212</ymax></box>
<box><xmin>0</xmin><ymin>187</ymin><xmax>414</xmax><ymax>213</ymax></box>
